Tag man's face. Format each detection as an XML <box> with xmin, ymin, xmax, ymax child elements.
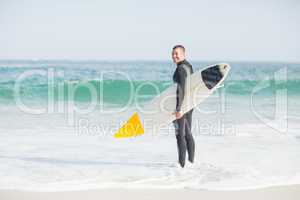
<box><xmin>172</xmin><ymin>48</ymin><xmax>185</xmax><ymax>64</ymax></box>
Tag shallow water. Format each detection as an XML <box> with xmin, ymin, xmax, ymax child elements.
<box><xmin>0</xmin><ymin>60</ymin><xmax>299</xmax><ymax>190</ymax></box>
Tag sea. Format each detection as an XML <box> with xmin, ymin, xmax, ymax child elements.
<box><xmin>0</xmin><ymin>60</ymin><xmax>300</xmax><ymax>191</ymax></box>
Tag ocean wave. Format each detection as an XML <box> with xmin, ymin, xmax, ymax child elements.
<box><xmin>0</xmin><ymin>78</ymin><xmax>299</xmax><ymax>105</ymax></box>
<box><xmin>0</xmin><ymin>61</ymin><xmax>299</xmax><ymax>105</ymax></box>
<box><xmin>0</xmin><ymin>79</ymin><xmax>170</xmax><ymax>105</ymax></box>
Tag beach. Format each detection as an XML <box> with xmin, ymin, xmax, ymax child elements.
<box><xmin>1</xmin><ymin>0</ymin><xmax>300</xmax><ymax>198</ymax></box>
<box><xmin>1</xmin><ymin>185</ymin><xmax>300</xmax><ymax>200</ymax></box>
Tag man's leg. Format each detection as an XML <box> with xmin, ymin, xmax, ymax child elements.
<box><xmin>185</xmin><ymin>110</ymin><xmax>195</xmax><ymax>163</ymax></box>
<box><xmin>173</xmin><ymin>116</ymin><xmax>186</xmax><ymax>168</ymax></box>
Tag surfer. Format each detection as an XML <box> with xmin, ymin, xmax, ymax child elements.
<box><xmin>172</xmin><ymin>45</ymin><xmax>195</xmax><ymax>168</ymax></box>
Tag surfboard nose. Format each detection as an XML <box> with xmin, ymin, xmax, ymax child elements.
<box><xmin>218</xmin><ymin>63</ymin><xmax>230</xmax><ymax>75</ymax></box>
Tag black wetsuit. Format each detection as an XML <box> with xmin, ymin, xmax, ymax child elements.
<box><xmin>172</xmin><ymin>59</ymin><xmax>195</xmax><ymax>168</ymax></box>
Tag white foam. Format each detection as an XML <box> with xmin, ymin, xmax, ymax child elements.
<box><xmin>1</xmin><ymin>123</ymin><xmax>300</xmax><ymax>191</ymax></box>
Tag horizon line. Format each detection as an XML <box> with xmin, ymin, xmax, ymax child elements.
<box><xmin>0</xmin><ymin>59</ymin><xmax>299</xmax><ymax>64</ymax></box>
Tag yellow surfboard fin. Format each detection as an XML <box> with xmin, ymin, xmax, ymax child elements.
<box><xmin>114</xmin><ymin>112</ymin><xmax>144</xmax><ymax>138</ymax></box>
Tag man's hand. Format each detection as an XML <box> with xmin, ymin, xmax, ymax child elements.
<box><xmin>173</xmin><ymin>111</ymin><xmax>183</xmax><ymax>119</ymax></box>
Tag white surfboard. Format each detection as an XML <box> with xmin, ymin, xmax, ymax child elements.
<box><xmin>114</xmin><ymin>63</ymin><xmax>231</xmax><ymax>138</ymax></box>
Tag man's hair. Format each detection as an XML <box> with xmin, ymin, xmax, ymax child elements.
<box><xmin>172</xmin><ymin>45</ymin><xmax>185</xmax><ymax>52</ymax></box>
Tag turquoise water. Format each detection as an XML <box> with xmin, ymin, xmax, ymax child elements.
<box><xmin>0</xmin><ymin>60</ymin><xmax>299</xmax><ymax>105</ymax></box>
<box><xmin>0</xmin><ymin>60</ymin><xmax>299</xmax><ymax>127</ymax></box>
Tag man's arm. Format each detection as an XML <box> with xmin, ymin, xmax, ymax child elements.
<box><xmin>176</xmin><ymin>66</ymin><xmax>187</xmax><ymax>112</ymax></box>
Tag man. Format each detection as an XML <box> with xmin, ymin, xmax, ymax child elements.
<box><xmin>172</xmin><ymin>45</ymin><xmax>195</xmax><ymax>168</ymax></box>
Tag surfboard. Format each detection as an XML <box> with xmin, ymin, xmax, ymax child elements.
<box><xmin>114</xmin><ymin>63</ymin><xmax>231</xmax><ymax>138</ymax></box>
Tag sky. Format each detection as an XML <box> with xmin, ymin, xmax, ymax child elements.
<box><xmin>0</xmin><ymin>0</ymin><xmax>299</xmax><ymax>61</ymax></box>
